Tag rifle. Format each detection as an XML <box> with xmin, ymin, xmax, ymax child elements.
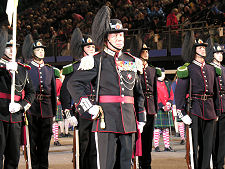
<box><xmin>73</xmin><ymin>125</ymin><xmax>79</xmax><ymax>169</ymax></box>
<box><xmin>23</xmin><ymin>113</ymin><xmax>32</xmax><ymax>169</ymax></box>
<box><xmin>186</xmin><ymin>79</ymin><xmax>194</xmax><ymax>169</ymax></box>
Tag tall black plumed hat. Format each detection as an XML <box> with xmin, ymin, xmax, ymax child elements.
<box><xmin>91</xmin><ymin>6</ymin><xmax>128</xmax><ymax>50</ymax></box>
<box><xmin>70</xmin><ymin>28</ymin><xmax>83</xmax><ymax>61</ymax></box>
<box><xmin>33</xmin><ymin>40</ymin><xmax>46</xmax><ymax>49</ymax></box>
<box><xmin>0</xmin><ymin>27</ymin><xmax>8</xmax><ymax>58</ymax></box>
<box><xmin>22</xmin><ymin>34</ymin><xmax>34</xmax><ymax>62</ymax></box>
<box><xmin>129</xmin><ymin>34</ymin><xmax>142</xmax><ymax>58</ymax></box>
<box><xmin>206</xmin><ymin>37</ymin><xmax>224</xmax><ymax>62</ymax></box>
<box><xmin>181</xmin><ymin>31</ymin><xmax>195</xmax><ymax>63</ymax></box>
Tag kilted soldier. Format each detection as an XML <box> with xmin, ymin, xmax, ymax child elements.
<box><xmin>205</xmin><ymin>41</ymin><xmax>225</xmax><ymax>169</ymax></box>
<box><xmin>175</xmin><ymin>31</ymin><xmax>220</xmax><ymax>169</ymax></box>
<box><xmin>60</xmin><ymin>28</ymin><xmax>96</xmax><ymax>169</ymax></box>
<box><xmin>153</xmin><ymin>68</ymin><xmax>174</xmax><ymax>152</ymax></box>
<box><xmin>0</xmin><ymin>28</ymin><xmax>35</xmax><ymax>169</ymax></box>
<box><xmin>130</xmin><ymin>35</ymin><xmax>160</xmax><ymax>169</ymax></box>
<box><xmin>67</xmin><ymin>6</ymin><xmax>146</xmax><ymax>169</ymax></box>
<box><xmin>22</xmin><ymin>35</ymin><xmax>57</xmax><ymax>169</ymax></box>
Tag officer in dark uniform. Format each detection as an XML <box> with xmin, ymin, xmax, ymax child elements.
<box><xmin>175</xmin><ymin>31</ymin><xmax>220</xmax><ymax>169</ymax></box>
<box><xmin>0</xmin><ymin>28</ymin><xmax>35</xmax><ymax>169</ymax></box>
<box><xmin>23</xmin><ymin>35</ymin><xmax>57</xmax><ymax>169</ymax></box>
<box><xmin>60</xmin><ymin>28</ymin><xmax>96</xmax><ymax>169</ymax></box>
<box><xmin>206</xmin><ymin>42</ymin><xmax>225</xmax><ymax>169</ymax></box>
<box><xmin>67</xmin><ymin>6</ymin><xmax>146</xmax><ymax>169</ymax></box>
<box><xmin>130</xmin><ymin>36</ymin><xmax>159</xmax><ymax>169</ymax></box>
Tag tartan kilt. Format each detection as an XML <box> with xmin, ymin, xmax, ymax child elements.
<box><xmin>55</xmin><ymin>104</ymin><xmax>63</xmax><ymax>121</ymax></box>
<box><xmin>154</xmin><ymin>110</ymin><xmax>174</xmax><ymax>128</ymax></box>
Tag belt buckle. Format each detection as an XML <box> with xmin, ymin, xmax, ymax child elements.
<box><xmin>37</xmin><ymin>94</ymin><xmax>43</xmax><ymax>100</ymax></box>
<box><xmin>201</xmin><ymin>94</ymin><xmax>207</xmax><ymax>101</ymax></box>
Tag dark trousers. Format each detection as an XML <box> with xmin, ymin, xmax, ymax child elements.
<box><xmin>0</xmin><ymin>121</ymin><xmax>21</xmax><ymax>169</ymax></box>
<box><xmin>28</xmin><ymin>115</ymin><xmax>52</xmax><ymax>169</ymax></box>
<box><xmin>213</xmin><ymin>113</ymin><xmax>225</xmax><ymax>169</ymax></box>
<box><xmin>95</xmin><ymin>132</ymin><xmax>135</xmax><ymax>169</ymax></box>
<box><xmin>78</xmin><ymin>117</ymin><xmax>97</xmax><ymax>169</ymax></box>
<box><xmin>139</xmin><ymin>114</ymin><xmax>155</xmax><ymax>169</ymax></box>
<box><xmin>190</xmin><ymin>114</ymin><xmax>215</xmax><ymax>169</ymax></box>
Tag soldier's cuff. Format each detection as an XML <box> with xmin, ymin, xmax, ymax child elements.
<box><xmin>177</xmin><ymin>109</ymin><xmax>184</xmax><ymax>119</ymax></box>
<box><xmin>138</xmin><ymin>110</ymin><xmax>147</xmax><ymax>122</ymax></box>
<box><xmin>64</xmin><ymin>109</ymin><xmax>72</xmax><ymax>119</ymax></box>
<box><xmin>79</xmin><ymin>97</ymin><xmax>93</xmax><ymax>112</ymax></box>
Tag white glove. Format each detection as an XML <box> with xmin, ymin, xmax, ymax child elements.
<box><xmin>181</xmin><ymin>115</ymin><xmax>192</xmax><ymax>125</ymax></box>
<box><xmin>137</xmin><ymin>122</ymin><xmax>146</xmax><ymax>133</ymax></box>
<box><xmin>6</xmin><ymin>62</ymin><xmax>18</xmax><ymax>71</ymax></box>
<box><xmin>9</xmin><ymin>102</ymin><xmax>22</xmax><ymax>113</ymax></box>
<box><xmin>88</xmin><ymin>105</ymin><xmax>100</xmax><ymax>120</ymax></box>
<box><xmin>68</xmin><ymin>116</ymin><xmax>78</xmax><ymax>126</ymax></box>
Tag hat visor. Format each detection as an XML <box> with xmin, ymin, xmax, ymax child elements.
<box><xmin>33</xmin><ymin>46</ymin><xmax>46</xmax><ymax>50</ymax></box>
<box><xmin>213</xmin><ymin>50</ymin><xmax>224</xmax><ymax>53</ymax></box>
<box><xmin>107</xmin><ymin>28</ymin><xmax>128</xmax><ymax>34</ymax></box>
<box><xmin>6</xmin><ymin>44</ymin><xmax>20</xmax><ymax>47</ymax></box>
<box><xmin>194</xmin><ymin>43</ymin><xmax>208</xmax><ymax>47</ymax></box>
<box><xmin>81</xmin><ymin>42</ymin><xmax>94</xmax><ymax>47</ymax></box>
<box><xmin>142</xmin><ymin>47</ymin><xmax>150</xmax><ymax>51</ymax></box>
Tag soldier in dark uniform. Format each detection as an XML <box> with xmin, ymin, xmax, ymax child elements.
<box><xmin>23</xmin><ymin>35</ymin><xmax>57</xmax><ymax>169</ymax></box>
<box><xmin>60</xmin><ymin>28</ymin><xmax>96</xmax><ymax>169</ymax></box>
<box><xmin>130</xmin><ymin>36</ymin><xmax>159</xmax><ymax>169</ymax></box>
<box><xmin>175</xmin><ymin>31</ymin><xmax>220</xmax><ymax>169</ymax></box>
<box><xmin>206</xmin><ymin>41</ymin><xmax>225</xmax><ymax>169</ymax></box>
<box><xmin>67</xmin><ymin>6</ymin><xmax>146</xmax><ymax>169</ymax></box>
<box><xmin>0</xmin><ymin>28</ymin><xmax>35</xmax><ymax>169</ymax></box>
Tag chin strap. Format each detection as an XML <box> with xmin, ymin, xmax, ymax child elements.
<box><xmin>107</xmin><ymin>39</ymin><xmax>122</xmax><ymax>51</ymax></box>
<box><xmin>33</xmin><ymin>55</ymin><xmax>43</xmax><ymax>62</ymax></box>
<box><xmin>196</xmin><ymin>52</ymin><xmax>205</xmax><ymax>58</ymax></box>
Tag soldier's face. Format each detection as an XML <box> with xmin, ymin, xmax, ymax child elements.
<box><xmin>141</xmin><ymin>50</ymin><xmax>149</xmax><ymax>60</ymax></box>
<box><xmin>34</xmin><ymin>48</ymin><xmax>45</xmax><ymax>59</ymax></box>
<box><xmin>107</xmin><ymin>32</ymin><xmax>124</xmax><ymax>52</ymax></box>
<box><xmin>214</xmin><ymin>52</ymin><xmax>223</xmax><ymax>62</ymax></box>
<box><xmin>4</xmin><ymin>46</ymin><xmax>16</xmax><ymax>59</ymax></box>
<box><xmin>83</xmin><ymin>45</ymin><xmax>95</xmax><ymax>56</ymax></box>
<box><xmin>196</xmin><ymin>46</ymin><xmax>206</xmax><ymax>57</ymax></box>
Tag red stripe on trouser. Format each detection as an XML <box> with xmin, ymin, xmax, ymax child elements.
<box><xmin>154</xmin><ymin>129</ymin><xmax>160</xmax><ymax>147</ymax></box>
<box><xmin>52</xmin><ymin>123</ymin><xmax>59</xmax><ymax>142</ymax></box>
<box><xmin>178</xmin><ymin>122</ymin><xmax>185</xmax><ymax>140</ymax></box>
<box><xmin>163</xmin><ymin>128</ymin><xmax>170</xmax><ymax>148</ymax></box>
<box><xmin>99</xmin><ymin>95</ymin><xmax>134</xmax><ymax>104</ymax></box>
<box><xmin>0</xmin><ymin>92</ymin><xmax>21</xmax><ymax>101</ymax></box>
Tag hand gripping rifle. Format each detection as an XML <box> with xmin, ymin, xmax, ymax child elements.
<box><xmin>23</xmin><ymin>112</ymin><xmax>32</xmax><ymax>169</ymax></box>
<box><xmin>186</xmin><ymin>79</ymin><xmax>194</xmax><ymax>169</ymax></box>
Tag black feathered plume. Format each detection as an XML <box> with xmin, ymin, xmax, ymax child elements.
<box><xmin>0</xmin><ymin>27</ymin><xmax>8</xmax><ymax>58</ymax></box>
<box><xmin>129</xmin><ymin>34</ymin><xmax>142</xmax><ymax>58</ymax></box>
<box><xmin>181</xmin><ymin>31</ymin><xmax>195</xmax><ymax>62</ymax></box>
<box><xmin>205</xmin><ymin>37</ymin><xmax>214</xmax><ymax>63</ymax></box>
<box><xmin>70</xmin><ymin>28</ymin><xmax>83</xmax><ymax>61</ymax></box>
<box><xmin>22</xmin><ymin>34</ymin><xmax>34</xmax><ymax>63</ymax></box>
<box><xmin>91</xmin><ymin>6</ymin><xmax>111</xmax><ymax>50</ymax></box>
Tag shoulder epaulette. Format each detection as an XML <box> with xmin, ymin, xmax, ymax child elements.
<box><xmin>209</xmin><ymin>62</ymin><xmax>222</xmax><ymax>76</ymax></box>
<box><xmin>155</xmin><ymin>67</ymin><xmax>162</xmax><ymax>77</ymax></box>
<box><xmin>18</xmin><ymin>62</ymin><xmax>31</xmax><ymax>70</ymax></box>
<box><xmin>177</xmin><ymin>63</ymin><xmax>190</xmax><ymax>78</ymax></box>
<box><xmin>53</xmin><ymin>67</ymin><xmax>60</xmax><ymax>78</ymax></box>
<box><xmin>62</xmin><ymin>61</ymin><xmax>79</xmax><ymax>75</ymax></box>
<box><xmin>78</xmin><ymin>55</ymin><xmax>94</xmax><ymax>70</ymax></box>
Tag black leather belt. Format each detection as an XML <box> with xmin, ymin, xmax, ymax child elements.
<box><xmin>192</xmin><ymin>94</ymin><xmax>213</xmax><ymax>101</ymax></box>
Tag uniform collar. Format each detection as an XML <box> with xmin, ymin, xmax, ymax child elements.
<box><xmin>0</xmin><ymin>58</ymin><xmax>9</xmax><ymax>64</ymax></box>
<box><xmin>104</xmin><ymin>47</ymin><xmax>122</xmax><ymax>57</ymax></box>
<box><xmin>193</xmin><ymin>59</ymin><xmax>205</xmax><ymax>67</ymax></box>
<box><xmin>31</xmin><ymin>60</ymin><xmax>44</xmax><ymax>67</ymax></box>
<box><xmin>210</xmin><ymin>62</ymin><xmax>220</xmax><ymax>68</ymax></box>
